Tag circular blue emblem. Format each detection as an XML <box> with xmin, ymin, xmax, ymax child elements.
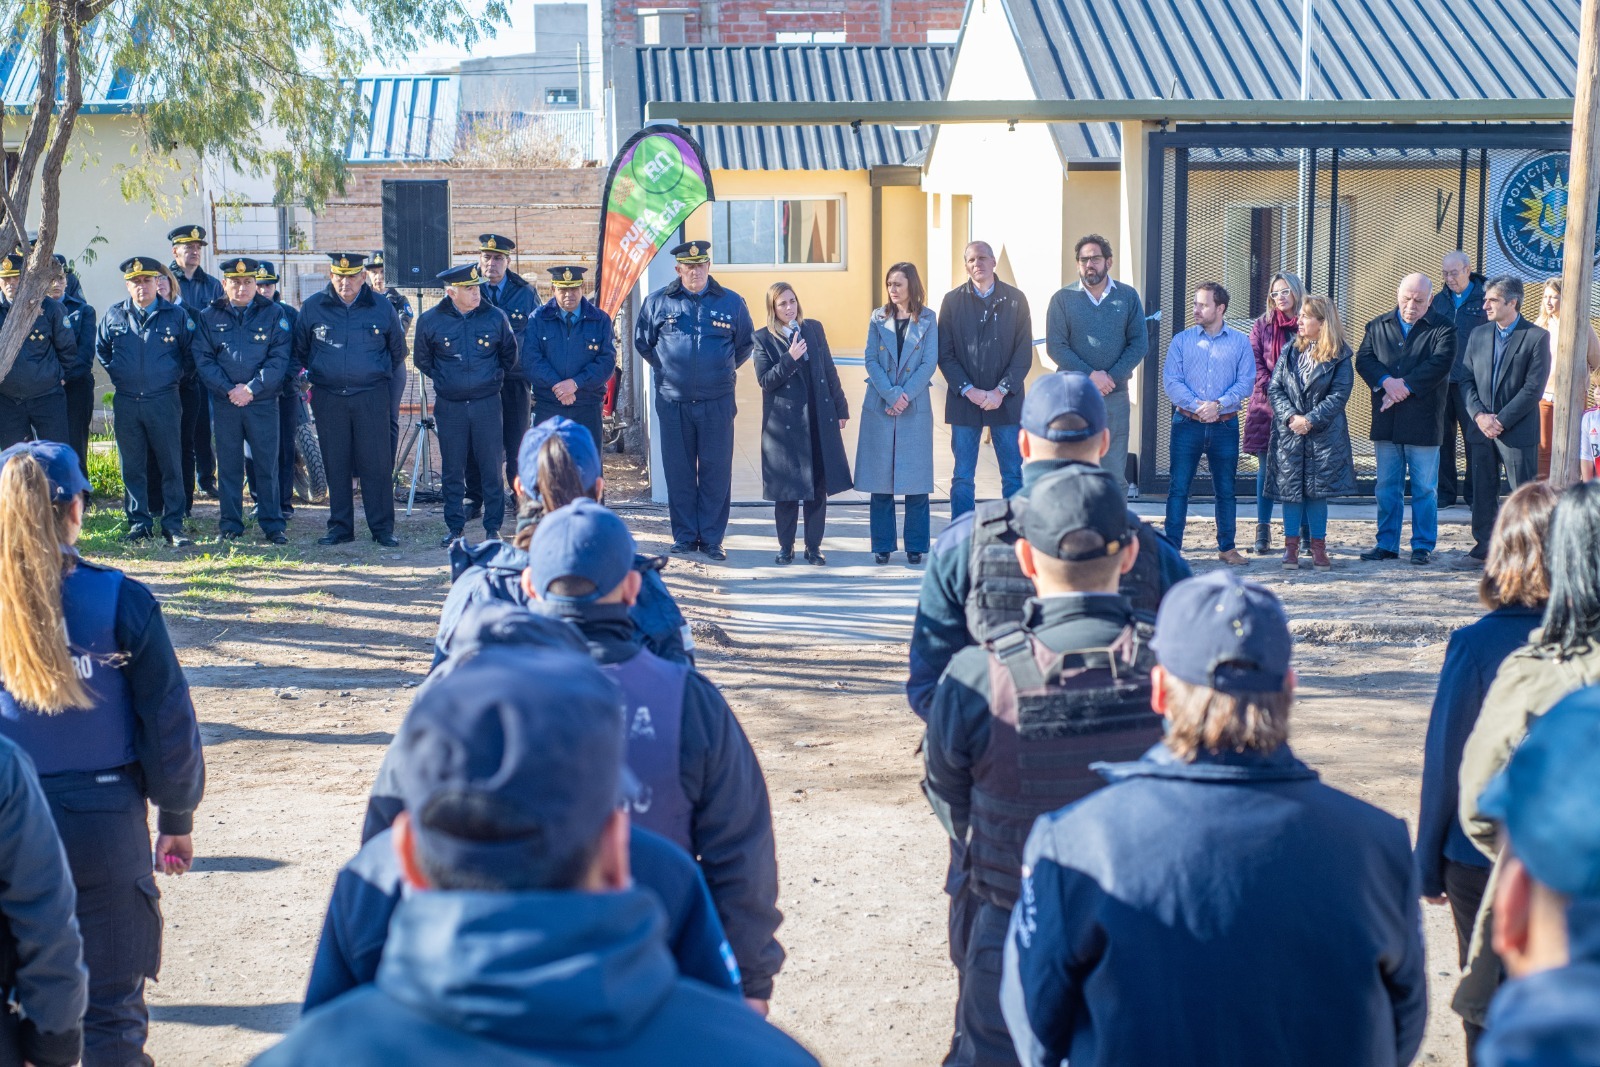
<box><xmin>1495</xmin><ymin>152</ymin><xmax>1600</xmax><ymax>276</ymax></box>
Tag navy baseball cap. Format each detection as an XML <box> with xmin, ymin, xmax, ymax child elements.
<box><xmin>1151</xmin><ymin>570</ymin><xmax>1292</xmax><ymax>695</ymax></box>
<box><xmin>526</xmin><ymin>499</ymin><xmax>635</xmax><ymax>604</ymax></box>
<box><xmin>1479</xmin><ymin>688</ymin><xmax>1600</xmax><ymax>898</ymax></box>
<box><xmin>1021</xmin><ymin>371</ymin><xmax>1108</xmax><ymax>442</ymax></box>
<box><xmin>393</xmin><ymin>646</ymin><xmax>630</xmax><ymax>884</ymax></box>
<box><xmin>0</xmin><ymin>441</ymin><xmax>90</xmax><ymax>502</ymax></box>
<box><xmin>1011</xmin><ymin>465</ymin><xmax>1130</xmax><ymax>560</ymax></box>
<box><xmin>518</xmin><ymin>416</ymin><xmax>601</xmax><ymax>500</ymax></box>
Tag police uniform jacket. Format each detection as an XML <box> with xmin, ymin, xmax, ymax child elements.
<box><xmin>173</xmin><ymin>265</ymin><xmax>223</xmax><ymax>311</ymax></box>
<box><xmin>483</xmin><ymin>271</ymin><xmax>539</xmax><ymax>380</ymax></box>
<box><xmin>526</xmin><ymin>297</ymin><xmax>617</xmax><ymax>405</ymax></box>
<box><xmin>60</xmin><ymin>277</ymin><xmax>95</xmax><ymax>383</ymax></box>
<box><xmin>906</xmin><ymin>458</ymin><xmax>1192</xmax><ymax>718</ymax></box>
<box><xmin>95</xmin><ymin>296</ymin><xmax>196</xmax><ymax>399</ymax></box>
<box><xmin>303</xmin><ymin>825</ymin><xmax>740</xmax><ymax>1014</ymax></box>
<box><xmin>0</xmin><ymin>295</ymin><xmax>78</xmax><ymax>400</ymax></box>
<box><xmin>292</xmin><ymin>284</ymin><xmax>407</xmax><ymax>396</ymax></box>
<box><xmin>271</xmin><ymin>296</ymin><xmax>305</xmax><ymax>397</ymax></box>
<box><xmin>634</xmin><ymin>277</ymin><xmax>755</xmax><ymax>402</ymax></box>
<box><xmin>1001</xmin><ymin>743</ymin><xmax>1425</xmax><ymax>1067</ymax></box>
<box><xmin>194</xmin><ymin>294</ymin><xmax>293</xmax><ymax>404</ymax></box>
<box><xmin>380</xmin><ymin>288</ymin><xmax>413</xmax><ymax>331</ymax></box>
<box><xmin>412</xmin><ymin>299</ymin><xmax>519</xmax><ymax>402</ymax></box>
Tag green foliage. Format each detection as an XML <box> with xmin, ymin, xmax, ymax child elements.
<box><xmin>85</xmin><ymin>435</ymin><xmax>123</xmax><ymax>500</ymax></box>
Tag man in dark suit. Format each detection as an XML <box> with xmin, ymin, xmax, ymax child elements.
<box><xmin>1354</xmin><ymin>273</ymin><xmax>1457</xmax><ymax>566</ymax></box>
<box><xmin>1458</xmin><ymin>276</ymin><xmax>1549</xmax><ymax>564</ymax></box>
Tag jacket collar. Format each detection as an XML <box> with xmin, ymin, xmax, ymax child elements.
<box><xmin>1020</xmin><ymin>457</ymin><xmax>1098</xmax><ymax>491</ymax></box>
<box><xmin>537</xmin><ymin>296</ymin><xmax>601</xmax><ymax>322</ymax></box>
<box><xmin>321</xmin><ymin>282</ymin><xmax>377</xmax><ymax>309</ymax></box>
<box><xmin>1023</xmin><ymin>593</ymin><xmax>1135</xmax><ymax>633</ymax></box>
<box><xmin>1095</xmin><ymin>741</ymin><xmax>1319</xmax><ymax>785</ymax></box>
<box><xmin>532</xmin><ymin>600</ymin><xmax>640</xmax><ymax>665</ymax></box>
<box><xmin>665</xmin><ymin>277</ymin><xmax>723</xmax><ymax>300</ymax></box>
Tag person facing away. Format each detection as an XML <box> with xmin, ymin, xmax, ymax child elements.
<box><xmin>1160</xmin><ymin>281</ymin><xmax>1254</xmax><ymax>565</ymax></box>
<box><xmin>521</xmin><ymin>499</ymin><xmax>784</xmax><ymax>1013</ymax></box>
<box><xmin>753</xmin><ymin>282</ymin><xmax>852</xmax><ymax>566</ymax></box>
<box><xmin>923</xmin><ymin>463</ymin><xmax>1167</xmax><ymax>1066</ymax></box>
<box><xmin>1001</xmin><ymin>568</ymin><xmax>1427</xmax><ymax>1067</ymax></box>
<box><xmin>936</xmin><ymin>240</ymin><xmax>1033</xmax><ymax>519</ymax></box>
<box><xmin>1044</xmin><ymin>233</ymin><xmax>1150</xmax><ymax>496</ymax></box>
<box><xmin>1353</xmin><ymin>272</ymin><xmax>1457</xmax><ymax>566</ymax></box>
<box><xmin>1473</xmin><ymin>690</ymin><xmax>1600</xmax><ymax>1067</ymax></box>
<box><xmin>253</xmin><ymin>646</ymin><xmax>818</xmax><ymax>1067</ymax></box>
<box><xmin>1458</xmin><ymin>276</ymin><xmax>1549</xmax><ymax>566</ymax></box>
<box><xmin>0</xmin><ymin>440</ymin><xmax>205</xmax><ymax>1067</ymax></box>
<box><xmin>855</xmin><ymin>261</ymin><xmax>938</xmax><ymax>565</ymax></box>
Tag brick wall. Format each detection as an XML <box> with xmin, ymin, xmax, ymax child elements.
<box><xmin>315</xmin><ymin>164</ymin><xmax>607</xmax><ymax>263</ymax></box>
<box><xmin>611</xmin><ymin>0</ymin><xmax>963</xmax><ymax>44</ymax></box>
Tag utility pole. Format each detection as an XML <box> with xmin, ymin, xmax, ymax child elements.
<box><xmin>1551</xmin><ymin>0</ymin><xmax>1600</xmax><ymax>486</ymax></box>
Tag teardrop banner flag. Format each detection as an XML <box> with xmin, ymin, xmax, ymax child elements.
<box><xmin>594</xmin><ymin>125</ymin><xmax>714</xmax><ymax>319</ymax></box>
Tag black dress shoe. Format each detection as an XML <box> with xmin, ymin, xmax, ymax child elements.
<box><xmin>164</xmin><ymin>532</ymin><xmax>194</xmax><ymax>547</ymax></box>
<box><xmin>874</xmin><ymin>552</ymin><xmax>891</xmax><ymax>565</ymax></box>
<box><xmin>374</xmin><ymin>534</ymin><xmax>400</xmax><ymax>548</ymax></box>
<box><xmin>703</xmin><ymin>543</ymin><xmax>727</xmax><ymax>561</ymax></box>
<box><xmin>804</xmin><ymin>549</ymin><xmax>826</xmax><ymax>566</ymax></box>
<box><xmin>1358</xmin><ymin>547</ymin><xmax>1399</xmax><ymax>562</ymax></box>
<box><xmin>123</xmin><ymin>527</ymin><xmax>153</xmax><ymax>543</ymax></box>
<box><xmin>775</xmin><ymin>548</ymin><xmax>794</xmax><ymax>565</ymax></box>
<box><xmin>219</xmin><ymin>531</ymin><xmax>241</xmax><ymax>542</ymax></box>
<box><xmin>265</xmin><ymin>531</ymin><xmax>289</xmax><ymax>545</ymax></box>
<box><xmin>670</xmin><ymin>541</ymin><xmax>698</xmax><ymax>554</ymax></box>
<box><xmin>440</xmin><ymin>532</ymin><xmax>462</xmax><ymax>548</ymax></box>
<box><xmin>907</xmin><ymin>552</ymin><xmax>924</xmax><ymax>565</ymax></box>
<box><xmin>1411</xmin><ymin>549</ymin><xmax>1432</xmax><ymax>566</ymax></box>
<box><xmin>317</xmin><ymin>533</ymin><xmax>354</xmax><ymax>545</ymax></box>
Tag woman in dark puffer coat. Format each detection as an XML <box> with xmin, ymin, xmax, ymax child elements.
<box><xmin>1267</xmin><ymin>294</ymin><xmax>1355</xmax><ymax>572</ymax></box>
<box><xmin>1245</xmin><ymin>271</ymin><xmax>1303</xmax><ymax>553</ymax></box>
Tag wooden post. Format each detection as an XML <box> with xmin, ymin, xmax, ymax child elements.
<box><xmin>1550</xmin><ymin>0</ymin><xmax>1600</xmax><ymax>486</ymax></box>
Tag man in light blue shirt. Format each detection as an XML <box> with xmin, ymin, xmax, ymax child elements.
<box><xmin>1162</xmin><ymin>283</ymin><xmax>1254</xmax><ymax>564</ymax></box>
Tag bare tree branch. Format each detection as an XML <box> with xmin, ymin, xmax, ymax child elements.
<box><xmin>6</xmin><ymin>3</ymin><xmax>62</xmax><ymax>242</ymax></box>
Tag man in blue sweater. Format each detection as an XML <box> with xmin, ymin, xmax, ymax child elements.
<box><xmin>256</xmin><ymin>645</ymin><xmax>817</xmax><ymax>1066</ymax></box>
<box><xmin>1045</xmin><ymin>234</ymin><xmax>1150</xmax><ymax>495</ymax></box>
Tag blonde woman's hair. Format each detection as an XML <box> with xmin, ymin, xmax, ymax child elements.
<box><xmin>0</xmin><ymin>455</ymin><xmax>88</xmax><ymax>713</ymax></box>
<box><xmin>1295</xmin><ymin>295</ymin><xmax>1345</xmax><ymax>364</ymax></box>
<box><xmin>764</xmin><ymin>282</ymin><xmax>803</xmax><ymax>339</ymax></box>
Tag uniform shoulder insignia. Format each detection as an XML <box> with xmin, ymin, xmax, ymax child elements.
<box><xmin>185</xmin><ymin>318</ymin><xmax>194</xmax><ymax>330</ymax></box>
<box><xmin>279</xmin><ymin>319</ymin><xmax>290</xmax><ymax>331</ymax></box>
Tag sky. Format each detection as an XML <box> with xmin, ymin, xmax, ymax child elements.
<box><xmin>368</xmin><ymin>0</ymin><xmax>574</xmax><ymax>75</ymax></box>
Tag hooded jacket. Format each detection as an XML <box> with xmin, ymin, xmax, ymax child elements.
<box><xmin>0</xmin><ymin>296</ymin><xmax>77</xmax><ymax>400</ymax></box>
<box><xmin>255</xmin><ymin>889</ymin><xmax>817</xmax><ymax>1067</ymax></box>
<box><xmin>1001</xmin><ymin>743</ymin><xmax>1426</xmax><ymax>1067</ymax></box>
<box><xmin>1265</xmin><ymin>339</ymin><xmax>1357</xmax><ymax>503</ymax></box>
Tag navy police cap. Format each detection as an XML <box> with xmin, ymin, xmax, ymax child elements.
<box><xmin>548</xmin><ymin>265</ymin><xmax>587</xmax><ymax>288</ymax></box>
<box><xmin>1022</xmin><ymin>372</ymin><xmax>1109</xmax><ymax>442</ymax></box>
<box><xmin>1151</xmin><ymin>570</ymin><xmax>1293</xmax><ymax>696</ymax></box>
<box><xmin>518</xmin><ymin>417</ymin><xmax>601</xmax><ymax>502</ymax></box>
<box><xmin>167</xmin><ymin>224</ymin><xmax>207</xmax><ymax>245</ymax></box>
<box><xmin>526</xmin><ymin>499</ymin><xmax>636</xmax><ymax>605</ymax></box>
<box><xmin>671</xmin><ymin>240</ymin><xmax>710</xmax><ymax>264</ymax></box>
<box><xmin>437</xmin><ymin>263</ymin><xmax>484</xmax><ymax>287</ymax></box>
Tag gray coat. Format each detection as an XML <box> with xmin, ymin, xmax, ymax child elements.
<box><xmin>854</xmin><ymin>307</ymin><xmax>938</xmax><ymax>495</ymax></box>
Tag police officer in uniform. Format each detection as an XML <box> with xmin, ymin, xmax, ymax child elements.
<box><xmin>413</xmin><ymin>263</ymin><xmax>518</xmax><ymax>546</ymax></box>
<box><xmin>168</xmin><ymin>225</ymin><xmax>221</xmax><ymax>501</ymax></box>
<box><xmin>0</xmin><ymin>251</ymin><xmax>77</xmax><ymax>448</ymax></box>
<box><xmin>293</xmin><ymin>252</ymin><xmax>406</xmax><ymax>546</ymax></box>
<box><xmin>523</xmin><ymin>500</ymin><xmax>785</xmax><ymax>1014</ymax></box>
<box><xmin>363</xmin><ymin>251</ymin><xmax>413</xmax><ymax>463</ymax></box>
<box><xmin>245</xmin><ymin>261</ymin><xmax>302</xmax><ymax>520</ymax></box>
<box><xmin>50</xmin><ymin>255</ymin><xmax>97</xmax><ymax>479</ymax></box>
<box><xmin>97</xmin><ymin>256</ymin><xmax>196</xmax><ymax>546</ymax></box>
<box><xmin>464</xmin><ymin>234</ymin><xmax>537</xmax><ymax>520</ymax></box>
<box><xmin>908</xmin><ymin>372</ymin><xmax>1191</xmax><ymax>718</ymax></box>
<box><xmin>0</xmin><ymin>440</ymin><xmax>205</xmax><ymax>1067</ymax></box>
<box><xmin>193</xmin><ymin>257</ymin><xmax>291</xmax><ymax>544</ymax></box>
<box><xmin>528</xmin><ymin>265</ymin><xmax>616</xmax><ymax>451</ymax></box>
<box><xmin>923</xmin><ymin>463</ymin><xmax>1165</xmax><ymax>1066</ymax></box>
<box><xmin>634</xmin><ymin>240</ymin><xmax>755</xmax><ymax>561</ymax></box>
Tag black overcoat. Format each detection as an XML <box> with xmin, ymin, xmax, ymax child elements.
<box><xmin>1266</xmin><ymin>340</ymin><xmax>1357</xmax><ymax>503</ymax></box>
<box><xmin>753</xmin><ymin>320</ymin><xmax>853</xmax><ymax>502</ymax></box>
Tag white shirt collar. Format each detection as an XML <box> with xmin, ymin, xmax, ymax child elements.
<box><xmin>1082</xmin><ymin>277</ymin><xmax>1117</xmax><ymax>306</ymax></box>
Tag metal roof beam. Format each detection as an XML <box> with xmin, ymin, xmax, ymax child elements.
<box><xmin>646</xmin><ymin>98</ymin><xmax>1576</xmax><ymax>125</ymax></box>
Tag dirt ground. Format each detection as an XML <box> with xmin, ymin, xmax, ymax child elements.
<box><xmin>106</xmin><ymin>456</ymin><xmax>1481</xmax><ymax>1066</ymax></box>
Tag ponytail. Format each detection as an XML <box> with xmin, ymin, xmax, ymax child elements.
<box><xmin>0</xmin><ymin>455</ymin><xmax>88</xmax><ymax>713</ymax></box>
<box><xmin>510</xmin><ymin>433</ymin><xmax>601</xmax><ymax>551</ymax></box>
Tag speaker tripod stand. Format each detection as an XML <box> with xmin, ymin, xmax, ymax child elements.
<box><xmin>397</xmin><ymin>370</ymin><xmax>439</xmax><ymax>516</ymax></box>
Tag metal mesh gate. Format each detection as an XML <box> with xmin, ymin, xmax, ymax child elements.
<box><xmin>1141</xmin><ymin>124</ymin><xmax>1588</xmax><ymax>495</ymax></box>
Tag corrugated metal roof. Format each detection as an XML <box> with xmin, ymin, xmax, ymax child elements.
<box><xmin>345</xmin><ymin>76</ymin><xmax>459</xmax><ymax>163</ymax></box>
<box><xmin>0</xmin><ymin>14</ymin><xmax>158</xmax><ymax>113</ymax></box>
<box><xmin>1006</xmin><ymin>0</ymin><xmax>1581</xmax><ymax>162</ymax></box>
<box><xmin>624</xmin><ymin>45</ymin><xmax>955</xmax><ymax>170</ymax></box>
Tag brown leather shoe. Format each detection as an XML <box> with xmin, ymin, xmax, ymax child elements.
<box><xmin>1218</xmin><ymin>549</ymin><xmax>1250</xmax><ymax>566</ymax></box>
<box><xmin>1310</xmin><ymin>538</ymin><xmax>1332</xmax><ymax>571</ymax></box>
<box><xmin>1282</xmin><ymin>536</ymin><xmax>1300</xmax><ymax>570</ymax></box>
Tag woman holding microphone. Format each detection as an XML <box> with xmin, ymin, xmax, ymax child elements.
<box><xmin>0</xmin><ymin>440</ymin><xmax>204</xmax><ymax>1066</ymax></box>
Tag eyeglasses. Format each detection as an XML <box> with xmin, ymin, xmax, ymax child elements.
<box><xmin>1077</xmin><ymin>255</ymin><xmax>1107</xmax><ymax>264</ymax></box>
<box><xmin>1269</xmin><ymin>289</ymin><xmax>1293</xmax><ymax>299</ymax></box>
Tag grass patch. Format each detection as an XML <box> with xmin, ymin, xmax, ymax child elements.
<box><xmin>86</xmin><ymin>435</ymin><xmax>124</xmax><ymax>501</ymax></box>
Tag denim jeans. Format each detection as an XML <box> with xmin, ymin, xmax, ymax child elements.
<box><xmin>870</xmin><ymin>493</ymin><xmax>930</xmax><ymax>553</ymax></box>
<box><xmin>1164</xmin><ymin>415</ymin><xmax>1240</xmax><ymax>552</ymax></box>
<box><xmin>1281</xmin><ymin>499</ymin><xmax>1328</xmax><ymax>540</ymax></box>
<box><xmin>1254</xmin><ymin>455</ymin><xmax>1275</xmax><ymax>525</ymax></box>
<box><xmin>950</xmin><ymin>423</ymin><xmax>1023</xmax><ymax>519</ymax></box>
<box><xmin>1374</xmin><ymin>441</ymin><xmax>1440</xmax><ymax>552</ymax></box>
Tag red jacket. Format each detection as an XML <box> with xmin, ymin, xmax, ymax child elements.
<box><xmin>1244</xmin><ymin>310</ymin><xmax>1298</xmax><ymax>453</ymax></box>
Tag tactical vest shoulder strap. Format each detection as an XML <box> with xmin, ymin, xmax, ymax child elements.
<box><xmin>988</xmin><ymin>625</ymin><xmax>1046</xmax><ymax>694</ymax></box>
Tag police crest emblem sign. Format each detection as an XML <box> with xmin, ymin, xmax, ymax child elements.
<box><xmin>1493</xmin><ymin>151</ymin><xmax>1600</xmax><ymax>277</ymax></box>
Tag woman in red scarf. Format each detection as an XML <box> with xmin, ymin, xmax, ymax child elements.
<box><xmin>1245</xmin><ymin>272</ymin><xmax>1303</xmax><ymax>554</ymax></box>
